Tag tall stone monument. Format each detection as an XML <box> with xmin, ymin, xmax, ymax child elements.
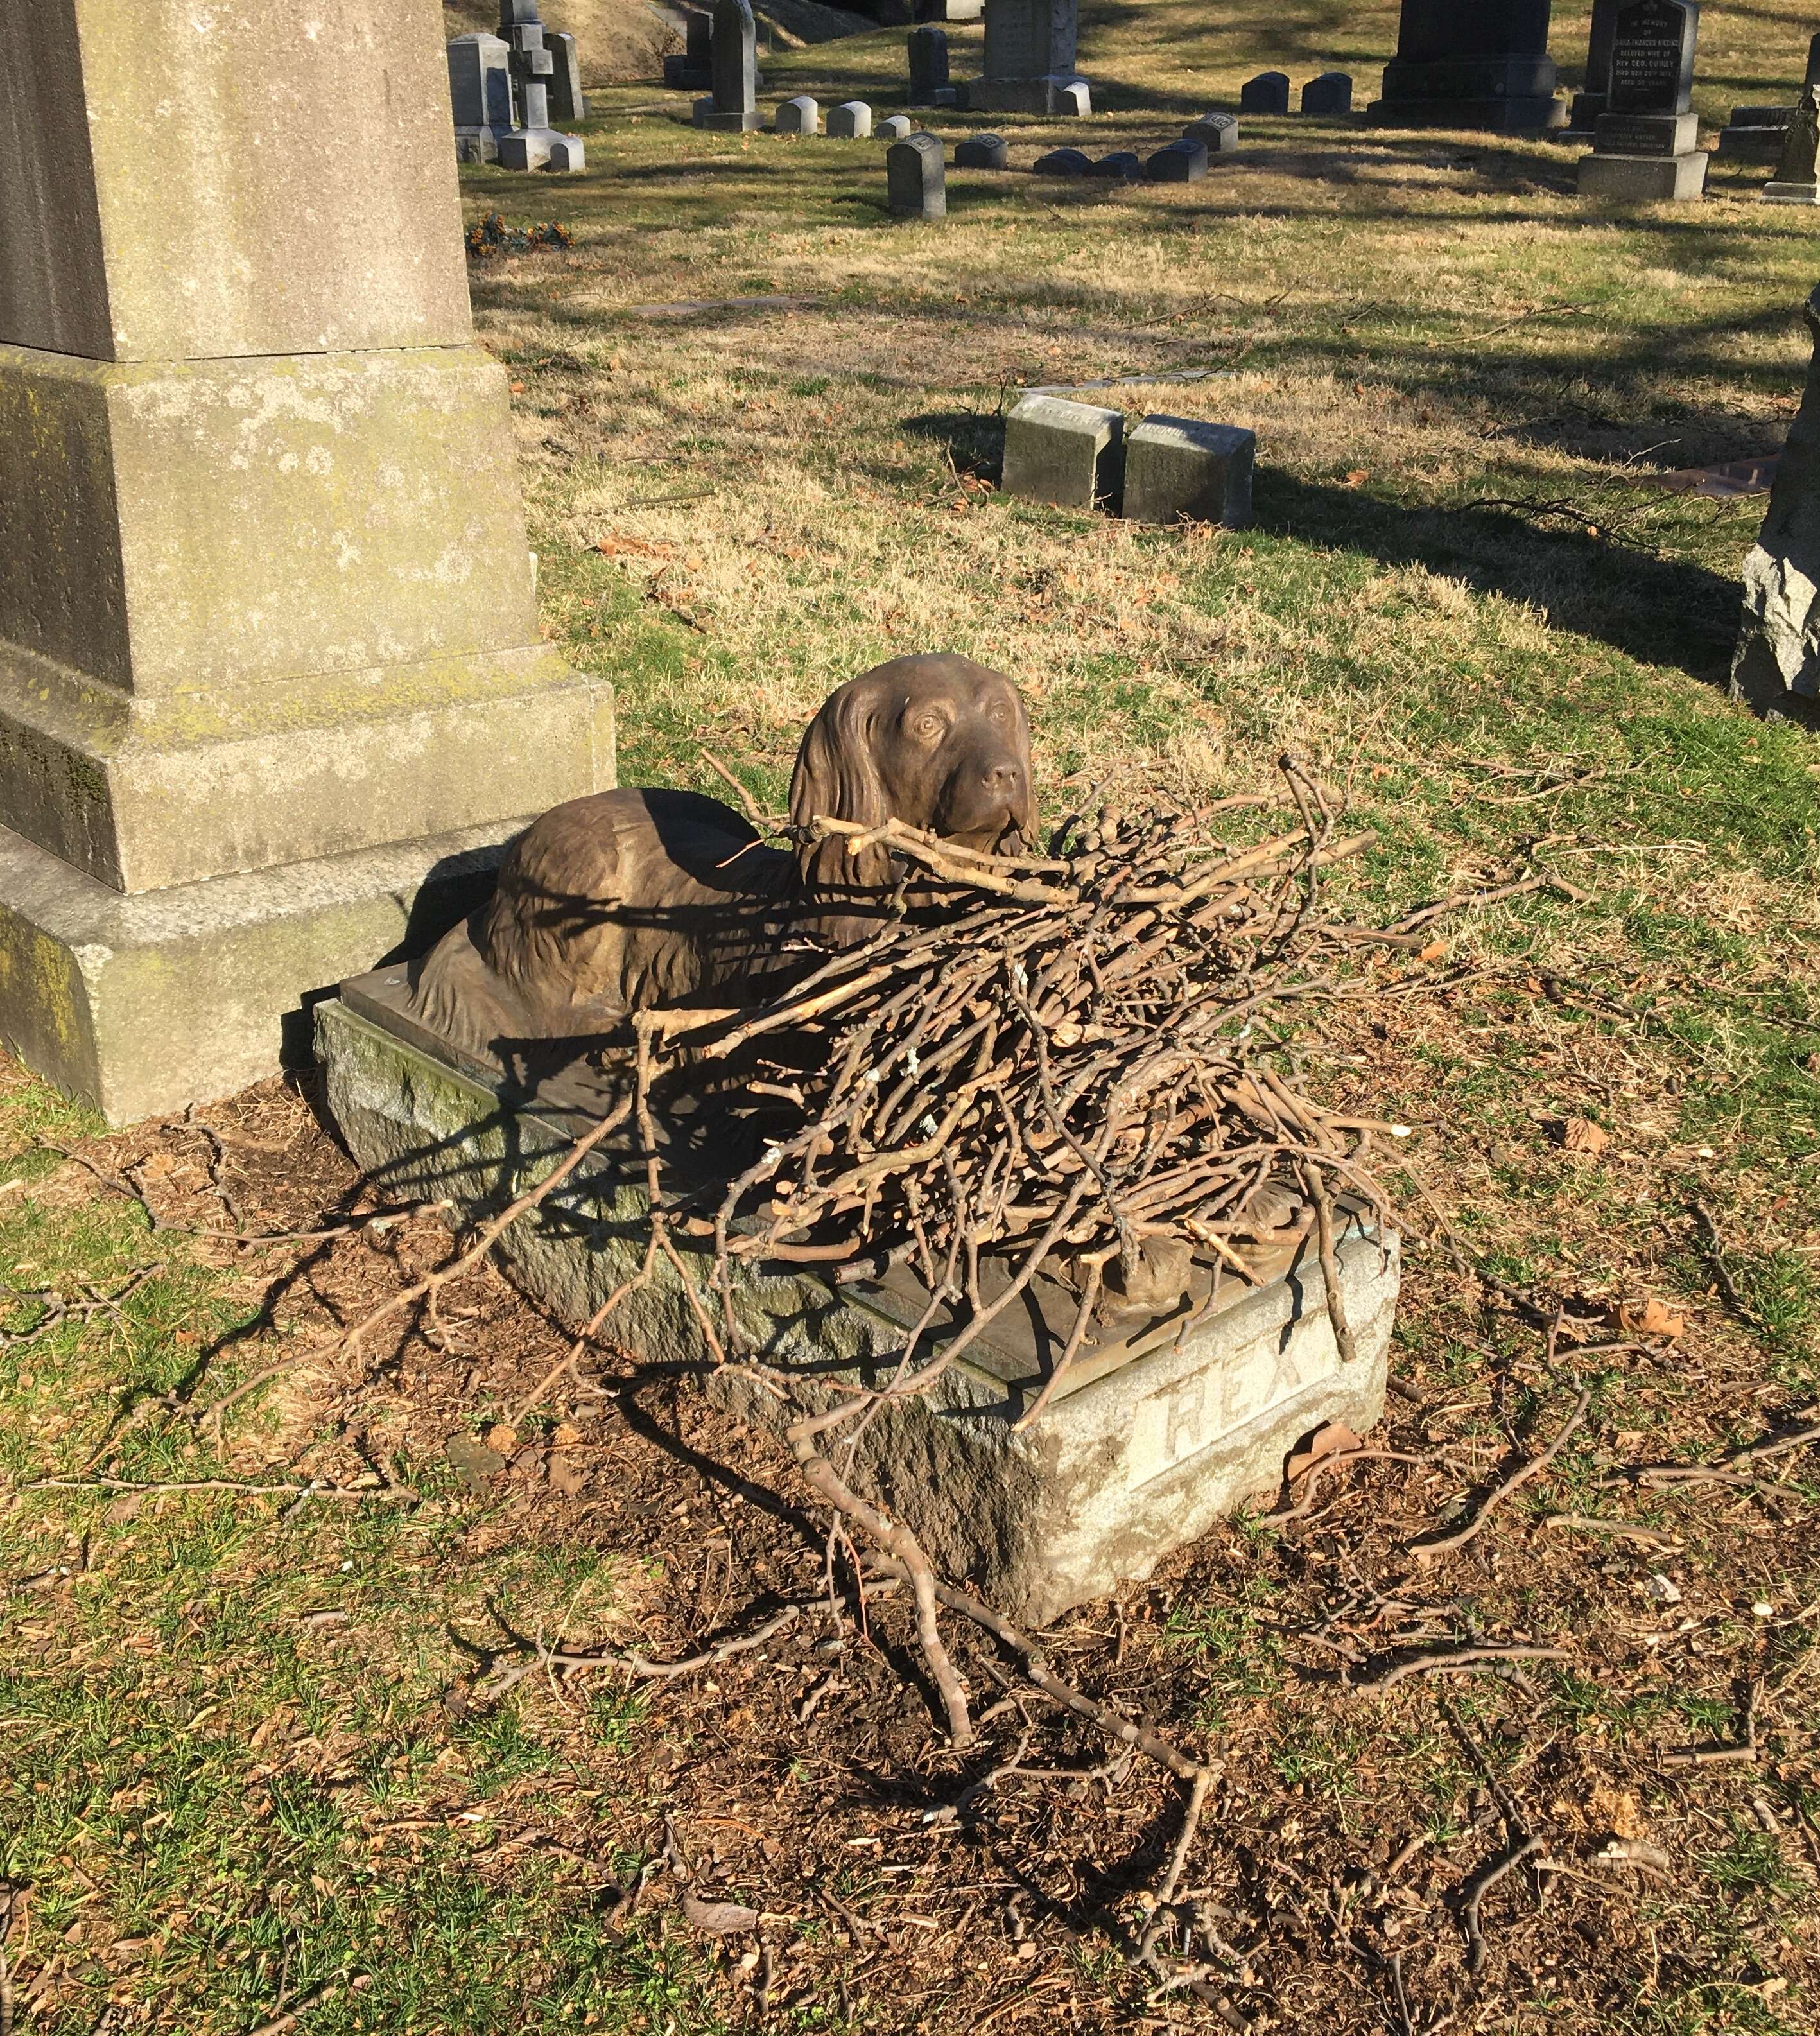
<box><xmin>0</xmin><ymin>0</ymin><xmax>614</xmax><ymax>1122</ymax></box>
<box><xmin>695</xmin><ymin>0</ymin><xmax>759</xmax><ymax>130</ymax></box>
<box><xmin>965</xmin><ymin>0</ymin><xmax>1091</xmax><ymax>116</ymax></box>
<box><xmin>1732</xmin><ymin>285</ymin><xmax>1820</xmax><ymax>729</ymax></box>
<box><xmin>1367</xmin><ymin>0</ymin><xmax>1566</xmax><ymax>132</ymax></box>
<box><xmin>449</xmin><ymin>31</ymin><xmax>515</xmax><ymax>161</ymax></box>
<box><xmin>494</xmin><ymin>0</ymin><xmax>586</xmax><ymax>169</ymax></box>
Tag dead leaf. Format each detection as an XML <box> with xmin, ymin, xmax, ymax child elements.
<box><xmin>509</xmin><ymin>379</ymin><xmax>526</xmax><ymax>393</ymax></box>
<box><xmin>1344</xmin><ymin>469</ymin><xmax>1369</xmax><ymax>487</ymax></box>
<box><xmin>1561</xmin><ymin>1116</ymin><xmax>1611</xmax><ymax>1156</ymax></box>
<box><xmin>485</xmin><ymin>1423</ymin><xmax>519</xmax><ymax>1454</ymax></box>
<box><xmin>548</xmin><ymin>1451</ymin><xmax>585</xmax><ymax>1497</ymax></box>
<box><xmin>1417</xmin><ymin>939</ymin><xmax>1448</xmax><ymax>962</ymax></box>
<box><xmin>682</xmin><ymin>1891</ymin><xmax>761</xmax><ymax>1936</ymax></box>
<box><xmin>1283</xmin><ymin>1420</ymin><xmax>1362</xmax><ymax>1488</ymax></box>
<box><xmin>1611</xmin><ymin>1298</ymin><xmax>1686</xmax><ymax>1340</ymax></box>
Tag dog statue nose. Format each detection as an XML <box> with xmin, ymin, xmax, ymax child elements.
<box><xmin>985</xmin><ymin>762</ymin><xmax>1021</xmax><ymax>792</ymax></box>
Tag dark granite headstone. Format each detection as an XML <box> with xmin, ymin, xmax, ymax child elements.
<box><xmin>1367</xmin><ymin>0</ymin><xmax>1564</xmax><ymax>132</ymax></box>
<box><xmin>1032</xmin><ymin>146</ymin><xmax>1092</xmax><ymax>177</ymax></box>
<box><xmin>1579</xmin><ymin>0</ymin><xmax>1705</xmax><ymax>198</ymax></box>
<box><xmin>1145</xmin><ymin>137</ymin><xmax>1208</xmax><ymax>182</ymax></box>
<box><xmin>700</xmin><ymin>0</ymin><xmax>758</xmax><ymax>130</ymax></box>
<box><xmin>1567</xmin><ymin>0</ymin><xmax>1620</xmax><ymax>130</ymax></box>
<box><xmin>1302</xmin><ymin>71</ymin><xmax>1353</xmax><ymax>116</ymax></box>
<box><xmin>1606</xmin><ymin>0</ymin><xmax>1695</xmax><ymax>115</ymax></box>
<box><xmin>955</xmin><ymin>130</ymin><xmax>1009</xmax><ymax>168</ymax></box>
<box><xmin>664</xmin><ymin>9</ymin><xmax>713</xmax><ymax>91</ymax></box>
<box><xmin>908</xmin><ymin>25</ymin><xmax>950</xmax><ymax>105</ymax></box>
<box><xmin>1184</xmin><ymin>112</ymin><xmax>1240</xmax><ymax>155</ymax></box>
<box><xmin>1088</xmin><ymin>150</ymin><xmax>1143</xmax><ymax>180</ymax></box>
<box><xmin>1239</xmin><ymin>71</ymin><xmax>1290</xmax><ymax>114</ymax></box>
<box><xmin>887</xmin><ymin>130</ymin><xmax>946</xmax><ymax>217</ymax></box>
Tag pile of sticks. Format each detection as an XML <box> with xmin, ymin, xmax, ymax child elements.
<box><xmin>612</xmin><ymin>757</ymin><xmax>1410</xmax><ymax>1746</ymax></box>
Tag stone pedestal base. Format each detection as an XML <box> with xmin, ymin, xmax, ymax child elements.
<box><xmin>694</xmin><ymin>100</ymin><xmax>760</xmax><ymax>130</ymax></box>
<box><xmin>964</xmin><ymin>74</ymin><xmax>1090</xmax><ymax>116</ymax></box>
<box><xmin>0</xmin><ymin>821</ymin><xmax>532</xmax><ymax>1125</ymax></box>
<box><xmin>1369</xmin><ymin>53</ymin><xmax>1563</xmax><ymax>132</ymax></box>
<box><xmin>1578</xmin><ymin>149</ymin><xmax>1708</xmax><ymax>201</ymax></box>
<box><xmin>315</xmin><ymin>979</ymin><xmax>1400</xmax><ymax>1625</ymax></box>
<box><xmin>1764</xmin><ymin>178</ymin><xmax>1820</xmax><ymax>204</ymax></box>
<box><xmin>1717</xmin><ymin>124</ymin><xmax>1788</xmax><ymax>163</ymax></box>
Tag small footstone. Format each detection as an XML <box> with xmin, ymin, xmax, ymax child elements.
<box><xmin>955</xmin><ymin>130</ymin><xmax>1009</xmax><ymax>168</ymax></box>
<box><xmin>544</xmin><ymin>134</ymin><xmax>585</xmax><ymax>171</ymax></box>
<box><xmin>1240</xmin><ymin>70</ymin><xmax>1290</xmax><ymax>114</ymax></box>
<box><xmin>1145</xmin><ymin>137</ymin><xmax>1208</xmax><ymax>182</ymax></box>
<box><xmin>887</xmin><ymin>130</ymin><xmax>946</xmax><ymax>218</ymax></box>
<box><xmin>1124</xmin><ymin>414</ymin><xmax>1255</xmax><ymax>527</ymax></box>
<box><xmin>1002</xmin><ymin>393</ymin><xmax>1123</xmax><ymax>510</ymax></box>
<box><xmin>1089</xmin><ymin>150</ymin><xmax>1142</xmax><ymax>180</ymax></box>
<box><xmin>1302</xmin><ymin>70</ymin><xmax>1353</xmax><ymax>116</ymax></box>
<box><xmin>828</xmin><ymin>100</ymin><xmax>872</xmax><ymax>138</ymax></box>
<box><xmin>1054</xmin><ymin>79</ymin><xmax>1091</xmax><ymax>117</ymax></box>
<box><xmin>774</xmin><ymin>94</ymin><xmax>819</xmax><ymax>134</ymax></box>
<box><xmin>1032</xmin><ymin>146</ymin><xmax>1092</xmax><ymax>177</ymax></box>
<box><xmin>1184</xmin><ymin>112</ymin><xmax>1239</xmax><ymax>154</ymax></box>
<box><xmin>876</xmin><ymin>113</ymin><xmax>915</xmax><ymax>140</ymax></box>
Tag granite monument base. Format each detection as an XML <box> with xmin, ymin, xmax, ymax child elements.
<box><xmin>965</xmin><ymin>74</ymin><xmax>1091</xmax><ymax>116</ymax></box>
<box><xmin>316</xmin><ymin>975</ymin><xmax>1400</xmax><ymax>1626</ymax></box>
<box><xmin>1578</xmin><ymin>149</ymin><xmax>1708</xmax><ymax>200</ymax></box>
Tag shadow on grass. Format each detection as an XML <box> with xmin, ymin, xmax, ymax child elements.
<box><xmin>1251</xmin><ymin>470</ymin><xmax>1742</xmax><ymax>684</ymax></box>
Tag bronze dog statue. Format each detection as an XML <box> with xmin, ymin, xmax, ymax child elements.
<box><xmin>411</xmin><ymin>654</ymin><xmax>1034</xmax><ymax>1063</ymax></box>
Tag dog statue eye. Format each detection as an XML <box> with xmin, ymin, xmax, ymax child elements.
<box><xmin>914</xmin><ymin>712</ymin><xmax>945</xmax><ymax>740</ymax></box>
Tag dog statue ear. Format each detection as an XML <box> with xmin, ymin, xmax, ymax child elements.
<box><xmin>789</xmin><ymin>679</ymin><xmax>899</xmax><ymax>943</ymax></box>
<box><xmin>1007</xmin><ymin>696</ymin><xmax>1037</xmax><ymax>847</ymax></box>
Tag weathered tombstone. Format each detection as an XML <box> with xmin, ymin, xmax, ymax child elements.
<box><xmin>1032</xmin><ymin>146</ymin><xmax>1092</xmax><ymax>177</ymax></box>
<box><xmin>1302</xmin><ymin>71</ymin><xmax>1353</xmax><ymax>116</ymax></box>
<box><xmin>1124</xmin><ymin>417</ymin><xmax>1255</xmax><ymax>527</ymax></box>
<box><xmin>1145</xmin><ymin>137</ymin><xmax>1209</xmax><ymax>182</ymax></box>
<box><xmin>1567</xmin><ymin>0</ymin><xmax>1622</xmax><ymax>132</ymax></box>
<box><xmin>449</xmin><ymin>31</ymin><xmax>513</xmax><ymax>159</ymax></box>
<box><xmin>0</xmin><ymin>0</ymin><xmax>611</xmax><ymax>1122</ymax></box>
<box><xmin>1089</xmin><ymin>151</ymin><xmax>1143</xmax><ymax>180</ymax></box>
<box><xmin>1184</xmin><ymin>112</ymin><xmax>1240</xmax><ymax>154</ymax></box>
<box><xmin>1765</xmin><ymin>82</ymin><xmax>1820</xmax><ymax>202</ymax></box>
<box><xmin>774</xmin><ymin>94</ymin><xmax>820</xmax><ymax>134</ymax></box>
<box><xmin>546</xmin><ymin>29</ymin><xmax>587</xmax><ymax>121</ymax></box>
<box><xmin>1577</xmin><ymin>0</ymin><xmax>1706</xmax><ymax>202</ymax></box>
<box><xmin>698</xmin><ymin>0</ymin><xmax>759</xmax><ymax>130</ymax></box>
<box><xmin>1367</xmin><ymin>0</ymin><xmax>1565</xmax><ymax>132</ymax></box>
<box><xmin>493</xmin><ymin>1</ymin><xmax>585</xmax><ymax>170</ymax></box>
<box><xmin>828</xmin><ymin>101</ymin><xmax>874</xmax><ymax>138</ymax></box>
<box><xmin>1719</xmin><ymin>31</ymin><xmax>1820</xmax><ymax>162</ymax></box>
<box><xmin>1240</xmin><ymin>71</ymin><xmax>1290</xmax><ymax>114</ymax></box>
<box><xmin>955</xmin><ymin>130</ymin><xmax>1009</xmax><ymax>167</ymax></box>
<box><xmin>887</xmin><ymin>130</ymin><xmax>946</xmax><ymax>216</ymax></box>
<box><xmin>1002</xmin><ymin>392</ymin><xmax>1114</xmax><ymax>507</ymax></box>
<box><xmin>877</xmin><ymin>112</ymin><xmax>916</xmax><ymax>140</ymax></box>
<box><xmin>908</xmin><ymin>25</ymin><xmax>951</xmax><ymax>105</ymax></box>
<box><xmin>1731</xmin><ymin>284</ymin><xmax>1820</xmax><ymax>726</ymax></box>
<box><xmin>665</xmin><ymin>8</ymin><xmax>714</xmax><ymax>89</ymax></box>
<box><xmin>964</xmin><ymin>0</ymin><xmax>1091</xmax><ymax>114</ymax></box>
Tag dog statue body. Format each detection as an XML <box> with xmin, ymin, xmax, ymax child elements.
<box><xmin>410</xmin><ymin>654</ymin><xmax>1034</xmax><ymax>1063</ymax></box>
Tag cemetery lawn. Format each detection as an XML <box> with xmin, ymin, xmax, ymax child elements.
<box><xmin>6</xmin><ymin>0</ymin><xmax>1820</xmax><ymax>2029</ymax></box>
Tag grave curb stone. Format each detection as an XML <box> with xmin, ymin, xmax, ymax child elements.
<box><xmin>1145</xmin><ymin>137</ymin><xmax>1209</xmax><ymax>182</ymax></box>
<box><xmin>876</xmin><ymin>112</ymin><xmax>915</xmax><ymax>140</ymax></box>
<box><xmin>314</xmin><ymin>988</ymin><xmax>1398</xmax><ymax>1626</ymax></box>
<box><xmin>1089</xmin><ymin>152</ymin><xmax>1143</xmax><ymax>180</ymax></box>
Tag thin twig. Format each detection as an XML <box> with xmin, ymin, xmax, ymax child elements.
<box><xmin>1412</xmin><ymin>1389</ymin><xmax>1591</xmax><ymax>1563</ymax></box>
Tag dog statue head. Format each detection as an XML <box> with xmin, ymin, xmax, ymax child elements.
<box><xmin>788</xmin><ymin>654</ymin><xmax>1035</xmax><ymax>941</ymax></box>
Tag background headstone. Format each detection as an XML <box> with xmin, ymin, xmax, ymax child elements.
<box><xmin>1184</xmin><ymin>112</ymin><xmax>1240</xmax><ymax>153</ymax></box>
<box><xmin>774</xmin><ymin>94</ymin><xmax>820</xmax><ymax>133</ymax></box>
<box><xmin>1765</xmin><ymin>82</ymin><xmax>1820</xmax><ymax>201</ymax></box>
<box><xmin>1302</xmin><ymin>71</ymin><xmax>1353</xmax><ymax>115</ymax></box>
<box><xmin>1367</xmin><ymin>0</ymin><xmax>1565</xmax><ymax>132</ymax></box>
<box><xmin>828</xmin><ymin>100</ymin><xmax>874</xmax><ymax>137</ymax></box>
<box><xmin>449</xmin><ymin>31</ymin><xmax>513</xmax><ymax>156</ymax></box>
<box><xmin>1002</xmin><ymin>393</ymin><xmax>1123</xmax><ymax>509</ymax></box>
<box><xmin>955</xmin><ymin>130</ymin><xmax>1009</xmax><ymax>167</ymax></box>
<box><xmin>1577</xmin><ymin>0</ymin><xmax>1706</xmax><ymax>200</ymax></box>
<box><xmin>545</xmin><ymin>28</ymin><xmax>586</xmax><ymax>121</ymax></box>
<box><xmin>1124</xmin><ymin>416</ymin><xmax>1256</xmax><ymax>527</ymax></box>
<box><xmin>664</xmin><ymin>8</ymin><xmax>713</xmax><ymax>89</ymax></box>
<box><xmin>909</xmin><ymin>25</ymin><xmax>950</xmax><ymax>105</ymax></box>
<box><xmin>1731</xmin><ymin>283</ymin><xmax>1820</xmax><ymax>726</ymax></box>
<box><xmin>1717</xmin><ymin>26</ymin><xmax>1819</xmax><ymax>161</ymax></box>
<box><xmin>700</xmin><ymin>0</ymin><xmax>759</xmax><ymax>130</ymax></box>
<box><xmin>965</xmin><ymin>0</ymin><xmax>1090</xmax><ymax>115</ymax></box>
<box><xmin>1032</xmin><ymin>146</ymin><xmax>1091</xmax><ymax>176</ymax></box>
<box><xmin>877</xmin><ymin>112</ymin><xmax>915</xmax><ymax>139</ymax></box>
<box><xmin>492</xmin><ymin>1</ymin><xmax>585</xmax><ymax>168</ymax></box>
<box><xmin>887</xmin><ymin>130</ymin><xmax>946</xmax><ymax>216</ymax></box>
<box><xmin>1568</xmin><ymin>0</ymin><xmax>1622</xmax><ymax>132</ymax></box>
<box><xmin>1145</xmin><ymin>137</ymin><xmax>1208</xmax><ymax>181</ymax></box>
<box><xmin>1239</xmin><ymin>71</ymin><xmax>1290</xmax><ymax>114</ymax></box>
<box><xmin>0</xmin><ymin>0</ymin><xmax>611</xmax><ymax>1121</ymax></box>
<box><xmin>1090</xmin><ymin>151</ymin><xmax>1142</xmax><ymax>179</ymax></box>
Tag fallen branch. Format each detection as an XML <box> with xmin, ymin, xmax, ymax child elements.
<box><xmin>1461</xmin><ymin>1834</ymin><xmax>1545</xmax><ymax>1976</ymax></box>
<box><xmin>1412</xmin><ymin>1388</ymin><xmax>1592</xmax><ymax>1563</ymax></box>
<box><xmin>475</xmin><ymin>1601</ymin><xmax>808</xmax><ymax>1705</ymax></box>
<box><xmin>1353</xmin><ymin>1644</ymin><xmax>1572</xmax><ymax>1692</ymax></box>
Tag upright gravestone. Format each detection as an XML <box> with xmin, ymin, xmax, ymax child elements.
<box><xmin>887</xmin><ymin>130</ymin><xmax>947</xmax><ymax>216</ymax></box>
<box><xmin>774</xmin><ymin>94</ymin><xmax>820</xmax><ymax>134</ymax></box>
<box><xmin>1765</xmin><ymin>82</ymin><xmax>1820</xmax><ymax>202</ymax></box>
<box><xmin>828</xmin><ymin>101</ymin><xmax>874</xmax><ymax>138</ymax></box>
<box><xmin>448</xmin><ymin>31</ymin><xmax>513</xmax><ymax>161</ymax></box>
<box><xmin>546</xmin><ymin>28</ymin><xmax>587</xmax><ymax>121</ymax></box>
<box><xmin>0</xmin><ymin>0</ymin><xmax>611</xmax><ymax>1122</ymax></box>
<box><xmin>1731</xmin><ymin>284</ymin><xmax>1820</xmax><ymax>727</ymax></box>
<box><xmin>698</xmin><ymin>0</ymin><xmax>759</xmax><ymax>130</ymax></box>
<box><xmin>1239</xmin><ymin>71</ymin><xmax>1290</xmax><ymax>114</ymax></box>
<box><xmin>494</xmin><ymin>0</ymin><xmax>585</xmax><ymax>169</ymax></box>
<box><xmin>1184</xmin><ymin>112</ymin><xmax>1240</xmax><ymax>155</ymax></box>
<box><xmin>1567</xmin><ymin>0</ymin><xmax>1622</xmax><ymax>132</ymax></box>
<box><xmin>1302</xmin><ymin>72</ymin><xmax>1353</xmax><ymax>116</ymax></box>
<box><xmin>1367</xmin><ymin>0</ymin><xmax>1565</xmax><ymax>132</ymax></box>
<box><xmin>955</xmin><ymin>130</ymin><xmax>1009</xmax><ymax>167</ymax></box>
<box><xmin>909</xmin><ymin>25</ymin><xmax>951</xmax><ymax>106</ymax></box>
<box><xmin>664</xmin><ymin>9</ymin><xmax>713</xmax><ymax>90</ymax></box>
<box><xmin>965</xmin><ymin>0</ymin><xmax>1091</xmax><ymax>116</ymax></box>
<box><xmin>1577</xmin><ymin>0</ymin><xmax>1705</xmax><ymax>202</ymax></box>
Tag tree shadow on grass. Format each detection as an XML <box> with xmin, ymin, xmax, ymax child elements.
<box><xmin>1252</xmin><ymin>470</ymin><xmax>1742</xmax><ymax>686</ymax></box>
